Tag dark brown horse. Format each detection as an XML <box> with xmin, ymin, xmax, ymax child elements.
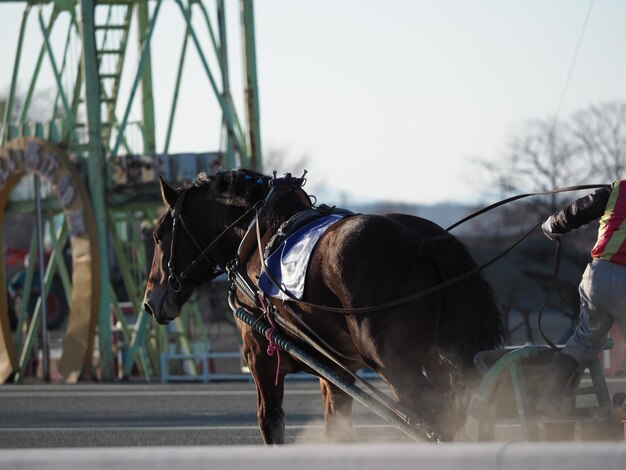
<box><xmin>143</xmin><ymin>169</ymin><xmax>503</xmax><ymax>444</ymax></box>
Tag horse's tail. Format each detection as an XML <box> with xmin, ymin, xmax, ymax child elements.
<box><xmin>417</xmin><ymin>233</ymin><xmax>503</xmax><ymax>365</ymax></box>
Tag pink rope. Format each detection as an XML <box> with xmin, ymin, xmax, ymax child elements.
<box><xmin>258</xmin><ymin>294</ymin><xmax>281</xmax><ymax>386</ymax></box>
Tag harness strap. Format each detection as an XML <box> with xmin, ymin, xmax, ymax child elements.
<box><xmin>247</xmin><ymin>183</ymin><xmax>610</xmax><ymax>315</ymax></box>
<box><xmin>227</xmin><ymin>261</ymin><xmax>388</xmax><ymax>391</ymax></box>
<box><xmin>263</xmin><ymin>205</ymin><xmax>353</xmax><ymax>260</ymax></box>
<box><xmin>177</xmin><ymin>213</ymin><xmax>208</xmax><ymax>257</ymax></box>
<box><xmin>227</xmin><ymin>290</ymin><xmax>429</xmax><ymax>432</ymax></box>
<box><xmin>167</xmin><ymin>192</ymin><xmax>187</xmax><ymax>292</ymax></box>
<box><xmin>228</xmin><ymin>260</ymin><xmax>360</xmax><ymax>363</ymax></box>
<box><xmin>276</xmin><ymin>303</ymin><xmax>423</xmax><ymax>426</ymax></box>
<box><xmin>258</xmin><ymin>293</ymin><xmax>282</xmax><ymax>386</ymax></box>
<box><xmin>227</xmin><ymin>260</ymin><xmax>261</xmax><ymax>308</ymax></box>
<box><xmin>537</xmin><ymin>239</ymin><xmax>563</xmax><ymax>352</ymax></box>
<box><xmin>177</xmin><ymin>200</ymin><xmax>263</xmax><ymax>281</ymax></box>
<box><xmin>446</xmin><ymin>183</ymin><xmax>607</xmax><ymax>351</ymax></box>
<box><xmin>255</xmin><ymin>205</ymin><xmax>266</xmax><ymax>273</ymax></box>
<box><xmin>279</xmin><ymin>302</ymin><xmax>359</xmax><ymax>362</ymax></box>
<box><xmin>255</xmin><ymin>219</ymin><xmax>541</xmax><ymax>314</ymax></box>
<box><xmin>446</xmin><ymin>183</ymin><xmax>610</xmax><ymax>231</ymax></box>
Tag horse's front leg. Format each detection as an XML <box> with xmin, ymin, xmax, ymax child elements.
<box><xmin>319</xmin><ymin>377</ymin><xmax>354</xmax><ymax>443</ymax></box>
<box><xmin>241</xmin><ymin>330</ymin><xmax>286</xmax><ymax>445</ymax></box>
<box><xmin>254</xmin><ymin>370</ymin><xmax>285</xmax><ymax>445</ymax></box>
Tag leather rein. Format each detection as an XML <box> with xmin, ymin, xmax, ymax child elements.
<box><xmin>230</xmin><ymin>183</ymin><xmax>610</xmax><ymax>315</ymax></box>
<box><xmin>167</xmin><ymin>179</ymin><xmax>610</xmax><ymax>316</ymax></box>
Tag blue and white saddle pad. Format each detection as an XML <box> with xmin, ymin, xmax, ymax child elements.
<box><xmin>258</xmin><ymin>213</ymin><xmax>348</xmax><ymax>300</ymax></box>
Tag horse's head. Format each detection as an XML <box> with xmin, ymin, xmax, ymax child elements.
<box><xmin>143</xmin><ymin>169</ymin><xmax>269</xmax><ymax>324</ymax></box>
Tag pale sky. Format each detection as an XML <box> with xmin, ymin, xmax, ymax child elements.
<box><xmin>1</xmin><ymin>0</ymin><xmax>625</xmax><ymax>205</ymax></box>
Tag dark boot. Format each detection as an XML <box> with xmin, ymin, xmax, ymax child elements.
<box><xmin>536</xmin><ymin>352</ymin><xmax>581</xmax><ymax>418</ymax></box>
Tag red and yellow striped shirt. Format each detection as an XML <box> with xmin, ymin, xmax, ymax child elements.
<box><xmin>592</xmin><ymin>180</ymin><xmax>626</xmax><ymax>264</ymax></box>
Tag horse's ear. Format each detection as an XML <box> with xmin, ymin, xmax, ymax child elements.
<box><xmin>159</xmin><ymin>176</ymin><xmax>178</xmax><ymax>210</ymax></box>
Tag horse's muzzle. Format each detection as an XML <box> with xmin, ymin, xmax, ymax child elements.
<box><xmin>143</xmin><ymin>300</ymin><xmax>158</xmax><ymax>321</ymax></box>
<box><xmin>143</xmin><ymin>288</ymin><xmax>172</xmax><ymax>325</ymax></box>
<box><xmin>144</xmin><ymin>301</ymin><xmax>171</xmax><ymax>325</ymax></box>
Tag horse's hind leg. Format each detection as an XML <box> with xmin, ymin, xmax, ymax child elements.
<box><xmin>422</xmin><ymin>349</ymin><xmax>468</xmax><ymax>440</ymax></box>
<box><xmin>383</xmin><ymin>366</ymin><xmax>440</xmax><ymax>427</ymax></box>
<box><xmin>319</xmin><ymin>377</ymin><xmax>354</xmax><ymax>443</ymax></box>
<box><xmin>379</xmin><ymin>350</ymin><xmax>470</xmax><ymax>441</ymax></box>
<box><xmin>345</xmin><ymin>308</ymin><xmax>446</xmax><ymax>438</ymax></box>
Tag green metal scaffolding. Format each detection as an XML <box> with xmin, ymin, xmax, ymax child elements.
<box><xmin>1</xmin><ymin>0</ymin><xmax>262</xmax><ymax>382</ymax></box>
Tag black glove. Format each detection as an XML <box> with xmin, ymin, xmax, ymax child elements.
<box><xmin>541</xmin><ymin>219</ymin><xmax>560</xmax><ymax>241</ymax></box>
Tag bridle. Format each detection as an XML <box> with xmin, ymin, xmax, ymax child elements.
<box><xmin>166</xmin><ymin>188</ymin><xmax>262</xmax><ymax>293</ymax></box>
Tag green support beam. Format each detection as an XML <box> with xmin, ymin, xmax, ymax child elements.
<box><xmin>39</xmin><ymin>7</ymin><xmax>73</xmax><ymax>136</ymax></box>
<box><xmin>12</xmin><ymin>231</ymin><xmax>38</xmax><ymax>352</ymax></box>
<box><xmin>175</xmin><ymin>0</ymin><xmax>249</xmax><ymax>164</ymax></box>
<box><xmin>1</xmin><ymin>0</ymin><xmax>263</xmax><ymax>384</ymax></box>
<box><xmin>14</xmin><ymin>223</ymin><xmax>66</xmax><ymax>383</ymax></box>
<box><xmin>217</xmin><ymin>0</ymin><xmax>236</xmax><ymax>167</ymax></box>
<box><xmin>2</xmin><ymin>5</ymin><xmax>30</xmax><ymax>145</ymax></box>
<box><xmin>240</xmin><ymin>0</ymin><xmax>262</xmax><ymax>171</ymax></box>
<box><xmin>51</xmin><ymin>9</ymin><xmax>76</xmax><ymax>121</ymax></box>
<box><xmin>17</xmin><ymin>8</ymin><xmax>58</xmax><ymax>130</ymax></box>
<box><xmin>137</xmin><ymin>0</ymin><xmax>156</xmax><ymax>154</ymax></box>
<box><xmin>79</xmin><ymin>0</ymin><xmax>113</xmax><ymax>380</ymax></box>
<box><xmin>163</xmin><ymin>2</ymin><xmax>191</xmax><ymax>154</ymax></box>
<box><xmin>110</xmin><ymin>0</ymin><xmax>162</xmax><ymax>157</ymax></box>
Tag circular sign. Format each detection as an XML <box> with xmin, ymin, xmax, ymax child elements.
<box><xmin>0</xmin><ymin>137</ymin><xmax>99</xmax><ymax>383</ymax></box>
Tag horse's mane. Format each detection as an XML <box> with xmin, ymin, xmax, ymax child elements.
<box><xmin>183</xmin><ymin>169</ymin><xmax>269</xmax><ymax>206</ymax></box>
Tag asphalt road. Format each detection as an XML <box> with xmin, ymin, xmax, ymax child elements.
<box><xmin>3</xmin><ymin>377</ymin><xmax>626</xmax><ymax>449</ymax></box>
<box><xmin>0</xmin><ymin>380</ymin><xmax>413</xmax><ymax>448</ymax></box>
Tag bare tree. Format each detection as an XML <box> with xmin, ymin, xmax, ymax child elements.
<box><xmin>473</xmin><ymin>105</ymin><xmax>622</xmax><ymax>344</ymax></box>
<box><xmin>514</xmin><ymin>121</ymin><xmax>584</xmax><ymax>187</ymax></box>
<box><xmin>263</xmin><ymin>146</ymin><xmax>310</xmax><ymax>176</ymax></box>
<box><xmin>571</xmin><ymin>101</ymin><xmax>626</xmax><ymax>182</ymax></box>
<box><xmin>1</xmin><ymin>88</ymin><xmax>60</xmax><ymax>140</ymax></box>
<box><xmin>481</xmin><ymin>103</ymin><xmax>626</xmax><ymax>219</ymax></box>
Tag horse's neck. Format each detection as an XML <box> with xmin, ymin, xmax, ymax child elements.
<box><xmin>261</xmin><ymin>186</ymin><xmax>311</xmax><ymax>233</ymax></box>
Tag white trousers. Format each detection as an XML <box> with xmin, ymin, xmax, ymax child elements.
<box><xmin>563</xmin><ymin>258</ymin><xmax>626</xmax><ymax>364</ymax></box>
